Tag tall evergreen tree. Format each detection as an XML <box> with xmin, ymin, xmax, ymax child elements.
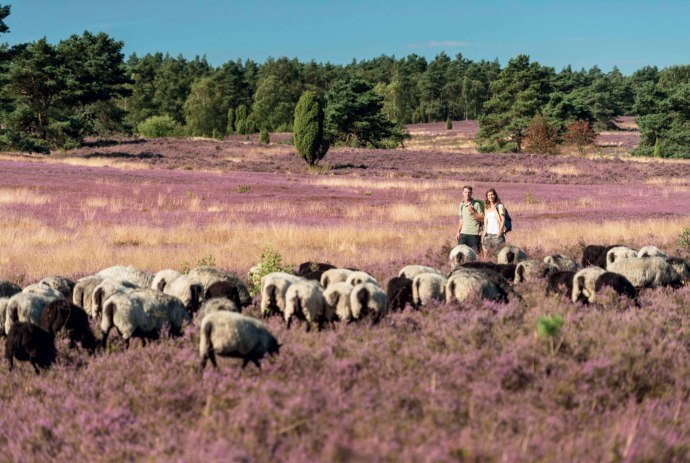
<box><xmin>293</xmin><ymin>90</ymin><xmax>329</xmax><ymax>166</ymax></box>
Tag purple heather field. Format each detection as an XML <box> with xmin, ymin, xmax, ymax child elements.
<box><xmin>0</xmin><ymin>128</ymin><xmax>689</xmax><ymax>462</ymax></box>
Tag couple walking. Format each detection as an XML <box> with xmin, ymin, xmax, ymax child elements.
<box><xmin>454</xmin><ymin>185</ymin><xmax>507</xmax><ymax>258</ymax></box>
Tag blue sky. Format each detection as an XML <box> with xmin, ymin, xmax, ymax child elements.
<box><xmin>4</xmin><ymin>1</ymin><xmax>689</xmax><ymax>74</ymax></box>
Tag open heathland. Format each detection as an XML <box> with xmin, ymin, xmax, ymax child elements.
<box><xmin>0</xmin><ymin>128</ymin><xmax>688</xmax><ymax>462</ymax></box>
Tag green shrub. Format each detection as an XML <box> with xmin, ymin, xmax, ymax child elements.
<box><xmin>678</xmin><ymin>227</ymin><xmax>690</xmax><ymax>250</ymax></box>
<box><xmin>248</xmin><ymin>247</ymin><xmax>293</xmax><ymax>296</ymax></box>
<box><xmin>137</xmin><ymin>115</ymin><xmax>178</xmax><ymax>138</ymax></box>
<box><xmin>259</xmin><ymin>128</ymin><xmax>270</xmax><ymax>144</ymax></box>
<box><xmin>446</xmin><ymin>117</ymin><xmax>453</xmax><ymax>130</ymax></box>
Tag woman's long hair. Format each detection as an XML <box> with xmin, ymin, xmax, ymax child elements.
<box><xmin>485</xmin><ymin>188</ymin><xmax>501</xmax><ymax>208</ymax></box>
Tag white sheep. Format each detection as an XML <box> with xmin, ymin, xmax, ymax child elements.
<box><xmin>187</xmin><ymin>266</ymin><xmax>252</xmax><ymax>308</ymax></box>
<box><xmin>284</xmin><ymin>280</ymin><xmax>327</xmax><ymax>331</ymax></box>
<box><xmin>572</xmin><ymin>266</ymin><xmax>607</xmax><ymax>303</ymax></box>
<box><xmin>448</xmin><ymin>245</ymin><xmax>478</xmax><ymax>268</ymax></box>
<box><xmin>5</xmin><ymin>287</ymin><xmax>64</xmax><ymax>334</ymax></box>
<box><xmin>195</xmin><ymin>297</ymin><xmax>240</xmax><ymax>323</ymax></box>
<box><xmin>497</xmin><ymin>245</ymin><xmax>526</xmax><ymax>265</ymax></box>
<box><xmin>515</xmin><ymin>259</ymin><xmax>554</xmax><ymax>283</ymax></box>
<box><xmin>199</xmin><ymin>311</ymin><xmax>280</xmax><ymax>370</ymax></box>
<box><xmin>605</xmin><ymin>246</ymin><xmax>638</xmax><ymax>268</ymax></box>
<box><xmin>322</xmin><ymin>282</ymin><xmax>354</xmax><ymax>323</ymax></box>
<box><xmin>73</xmin><ymin>276</ymin><xmax>104</xmax><ymax>316</ymax></box>
<box><xmin>100</xmin><ymin>288</ymin><xmax>191</xmax><ymax>348</ymax></box>
<box><xmin>97</xmin><ymin>265</ymin><xmax>154</xmax><ymax>288</ymax></box>
<box><xmin>345</xmin><ymin>271</ymin><xmax>379</xmax><ymax>287</ymax></box>
<box><xmin>38</xmin><ymin>276</ymin><xmax>75</xmax><ymax>299</ymax></box>
<box><xmin>260</xmin><ymin>272</ymin><xmax>304</xmax><ymax>317</ymax></box>
<box><xmin>90</xmin><ymin>278</ymin><xmax>138</xmax><ymax>318</ymax></box>
<box><xmin>607</xmin><ymin>256</ymin><xmax>682</xmax><ymax>289</ymax></box>
<box><xmin>637</xmin><ymin>246</ymin><xmax>667</xmax><ymax>258</ymax></box>
<box><xmin>151</xmin><ymin>269</ymin><xmax>182</xmax><ymax>292</ymax></box>
<box><xmin>398</xmin><ymin>265</ymin><xmax>443</xmax><ymax>280</ymax></box>
<box><xmin>349</xmin><ymin>282</ymin><xmax>388</xmax><ymax>323</ymax></box>
<box><xmin>163</xmin><ymin>274</ymin><xmax>204</xmax><ymax>315</ymax></box>
<box><xmin>412</xmin><ymin>273</ymin><xmax>447</xmax><ymax>307</ymax></box>
<box><xmin>320</xmin><ymin>268</ymin><xmax>354</xmax><ymax>288</ymax></box>
<box><xmin>445</xmin><ymin>268</ymin><xmax>510</xmax><ymax>304</ymax></box>
<box><xmin>543</xmin><ymin>254</ymin><xmax>579</xmax><ymax>272</ymax></box>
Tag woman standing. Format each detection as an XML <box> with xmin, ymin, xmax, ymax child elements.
<box><xmin>482</xmin><ymin>188</ymin><xmax>506</xmax><ymax>259</ymax></box>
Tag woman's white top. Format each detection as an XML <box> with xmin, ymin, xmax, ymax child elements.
<box><xmin>485</xmin><ymin>206</ymin><xmax>500</xmax><ymax>234</ymax></box>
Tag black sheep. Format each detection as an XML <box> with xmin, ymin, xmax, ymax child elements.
<box><xmin>39</xmin><ymin>299</ymin><xmax>98</xmax><ymax>353</ymax></box>
<box><xmin>295</xmin><ymin>262</ymin><xmax>336</xmax><ymax>282</ymax></box>
<box><xmin>545</xmin><ymin>271</ymin><xmax>575</xmax><ymax>298</ymax></box>
<box><xmin>581</xmin><ymin>244</ymin><xmax>619</xmax><ymax>268</ymax></box>
<box><xmin>0</xmin><ymin>280</ymin><xmax>21</xmax><ymax>298</ymax></box>
<box><xmin>595</xmin><ymin>272</ymin><xmax>637</xmax><ymax>301</ymax></box>
<box><xmin>386</xmin><ymin>276</ymin><xmax>414</xmax><ymax>311</ymax></box>
<box><xmin>5</xmin><ymin>322</ymin><xmax>56</xmax><ymax>373</ymax></box>
<box><xmin>204</xmin><ymin>280</ymin><xmax>241</xmax><ymax>310</ymax></box>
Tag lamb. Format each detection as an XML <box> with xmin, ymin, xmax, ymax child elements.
<box><xmin>349</xmin><ymin>282</ymin><xmax>388</xmax><ymax>324</ymax></box>
<box><xmin>295</xmin><ymin>261</ymin><xmax>336</xmax><ymax>282</ymax></box>
<box><xmin>38</xmin><ymin>276</ymin><xmax>75</xmax><ymax>299</ymax></box>
<box><xmin>151</xmin><ymin>269</ymin><xmax>182</xmax><ymax>292</ymax></box>
<box><xmin>572</xmin><ymin>267</ymin><xmax>607</xmax><ymax>303</ymax></box>
<box><xmin>195</xmin><ymin>297</ymin><xmax>240</xmax><ymax>323</ymax></box>
<box><xmin>448</xmin><ymin>245</ymin><xmax>477</xmax><ymax>268</ymax></box>
<box><xmin>581</xmin><ymin>244</ymin><xmax>619</xmax><ymax>268</ymax></box>
<box><xmin>606</xmin><ymin>246</ymin><xmax>638</xmax><ymax>268</ymax></box>
<box><xmin>199</xmin><ymin>311</ymin><xmax>280</xmax><ymax>370</ymax></box>
<box><xmin>412</xmin><ymin>273</ymin><xmax>447</xmax><ymax>307</ymax></box>
<box><xmin>187</xmin><ymin>266</ymin><xmax>252</xmax><ymax>308</ymax></box>
<box><xmin>497</xmin><ymin>245</ymin><xmax>526</xmax><ymax>265</ymax></box>
<box><xmin>398</xmin><ymin>265</ymin><xmax>443</xmax><ymax>280</ymax></box>
<box><xmin>514</xmin><ymin>259</ymin><xmax>554</xmax><ymax>283</ymax></box>
<box><xmin>543</xmin><ymin>255</ymin><xmax>579</xmax><ymax>272</ymax></box>
<box><xmin>260</xmin><ymin>272</ymin><xmax>304</xmax><ymax>317</ymax></box>
<box><xmin>5</xmin><ymin>286</ymin><xmax>64</xmax><ymax>335</ymax></box>
<box><xmin>593</xmin><ymin>272</ymin><xmax>637</xmax><ymax>302</ymax></box>
<box><xmin>545</xmin><ymin>271</ymin><xmax>576</xmax><ymax>298</ymax></box>
<box><xmin>39</xmin><ymin>299</ymin><xmax>97</xmax><ymax>352</ymax></box>
<box><xmin>100</xmin><ymin>288</ymin><xmax>192</xmax><ymax>348</ymax></box>
<box><xmin>320</xmin><ymin>268</ymin><xmax>354</xmax><ymax>288</ymax></box>
<box><xmin>345</xmin><ymin>271</ymin><xmax>379</xmax><ymax>287</ymax></box>
<box><xmin>607</xmin><ymin>256</ymin><xmax>682</xmax><ymax>289</ymax></box>
<box><xmin>637</xmin><ymin>246</ymin><xmax>667</xmax><ymax>258</ymax></box>
<box><xmin>386</xmin><ymin>276</ymin><xmax>414</xmax><ymax>312</ymax></box>
<box><xmin>97</xmin><ymin>265</ymin><xmax>154</xmax><ymax>288</ymax></box>
<box><xmin>72</xmin><ymin>276</ymin><xmax>104</xmax><ymax>316</ymax></box>
<box><xmin>0</xmin><ymin>280</ymin><xmax>21</xmax><ymax>298</ymax></box>
<box><xmin>323</xmin><ymin>282</ymin><xmax>355</xmax><ymax>322</ymax></box>
<box><xmin>5</xmin><ymin>322</ymin><xmax>56</xmax><ymax>373</ymax></box>
<box><xmin>90</xmin><ymin>278</ymin><xmax>138</xmax><ymax>318</ymax></box>
<box><xmin>284</xmin><ymin>280</ymin><xmax>328</xmax><ymax>331</ymax></box>
<box><xmin>446</xmin><ymin>268</ymin><xmax>511</xmax><ymax>304</ymax></box>
<box><xmin>163</xmin><ymin>274</ymin><xmax>204</xmax><ymax>315</ymax></box>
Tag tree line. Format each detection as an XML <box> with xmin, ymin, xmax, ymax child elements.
<box><xmin>0</xmin><ymin>5</ymin><xmax>688</xmax><ymax>158</ymax></box>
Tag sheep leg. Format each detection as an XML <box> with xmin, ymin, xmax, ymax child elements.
<box><xmin>305</xmin><ymin>321</ymin><xmax>311</xmax><ymax>333</ymax></box>
<box><xmin>6</xmin><ymin>354</ymin><xmax>13</xmax><ymax>371</ymax></box>
<box><xmin>208</xmin><ymin>349</ymin><xmax>218</xmax><ymax>369</ymax></box>
<box><xmin>286</xmin><ymin>317</ymin><xmax>292</xmax><ymax>330</ymax></box>
<box><xmin>199</xmin><ymin>355</ymin><xmax>208</xmax><ymax>371</ymax></box>
<box><xmin>100</xmin><ymin>329</ymin><xmax>110</xmax><ymax>349</ymax></box>
<box><xmin>31</xmin><ymin>361</ymin><xmax>41</xmax><ymax>375</ymax></box>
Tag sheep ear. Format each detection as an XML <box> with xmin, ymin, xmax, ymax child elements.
<box><xmin>609</xmin><ymin>254</ymin><xmax>615</xmax><ymax>264</ymax></box>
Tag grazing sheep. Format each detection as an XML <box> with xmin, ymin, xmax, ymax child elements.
<box><xmin>323</xmin><ymin>282</ymin><xmax>355</xmax><ymax>322</ymax></box>
<box><xmin>195</xmin><ymin>297</ymin><xmax>240</xmax><ymax>323</ymax></box>
<box><xmin>572</xmin><ymin>267</ymin><xmax>607</xmax><ymax>303</ymax></box>
<box><xmin>497</xmin><ymin>245</ymin><xmax>526</xmax><ymax>265</ymax></box>
<box><xmin>594</xmin><ymin>272</ymin><xmax>637</xmax><ymax>302</ymax></box>
<box><xmin>151</xmin><ymin>269</ymin><xmax>182</xmax><ymax>292</ymax></box>
<box><xmin>204</xmin><ymin>280</ymin><xmax>242</xmax><ymax>309</ymax></box>
<box><xmin>637</xmin><ymin>246</ymin><xmax>667</xmax><ymax>258</ymax></box>
<box><xmin>346</xmin><ymin>271</ymin><xmax>379</xmax><ymax>287</ymax></box>
<box><xmin>460</xmin><ymin>262</ymin><xmax>517</xmax><ymax>282</ymax></box>
<box><xmin>5</xmin><ymin>322</ymin><xmax>56</xmax><ymax>373</ymax></box>
<box><xmin>260</xmin><ymin>272</ymin><xmax>304</xmax><ymax>317</ymax></box>
<box><xmin>545</xmin><ymin>271</ymin><xmax>576</xmax><ymax>298</ymax></box>
<box><xmin>398</xmin><ymin>265</ymin><xmax>443</xmax><ymax>280</ymax></box>
<box><xmin>39</xmin><ymin>276</ymin><xmax>75</xmax><ymax>299</ymax></box>
<box><xmin>581</xmin><ymin>244</ymin><xmax>619</xmax><ymax>268</ymax></box>
<box><xmin>22</xmin><ymin>284</ymin><xmax>63</xmax><ymax>299</ymax></box>
<box><xmin>39</xmin><ymin>299</ymin><xmax>97</xmax><ymax>352</ymax></box>
<box><xmin>73</xmin><ymin>276</ymin><xmax>104</xmax><ymax>316</ymax></box>
<box><xmin>199</xmin><ymin>311</ymin><xmax>280</xmax><ymax>370</ymax></box>
<box><xmin>101</xmin><ymin>289</ymin><xmax>192</xmax><ymax>348</ymax></box>
<box><xmin>607</xmin><ymin>256</ymin><xmax>682</xmax><ymax>289</ymax></box>
<box><xmin>412</xmin><ymin>273</ymin><xmax>447</xmax><ymax>307</ymax></box>
<box><xmin>386</xmin><ymin>276</ymin><xmax>414</xmax><ymax>312</ymax></box>
<box><xmin>5</xmin><ymin>287</ymin><xmax>64</xmax><ymax>335</ymax></box>
<box><xmin>163</xmin><ymin>274</ymin><xmax>204</xmax><ymax>315</ymax></box>
<box><xmin>295</xmin><ymin>262</ymin><xmax>336</xmax><ymax>282</ymax></box>
<box><xmin>446</xmin><ymin>268</ymin><xmax>511</xmax><ymax>304</ymax></box>
<box><xmin>320</xmin><ymin>268</ymin><xmax>354</xmax><ymax>288</ymax></box>
<box><xmin>448</xmin><ymin>245</ymin><xmax>478</xmax><ymax>268</ymax></box>
<box><xmin>515</xmin><ymin>260</ymin><xmax>554</xmax><ymax>283</ymax></box>
<box><xmin>90</xmin><ymin>278</ymin><xmax>138</xmax><ymax>318</ymax></box>
<box><xmin>187</xmin><ymin>266</ymin><xmax>252</xmax><ymax>308</ymax></box>
<box><xmin>97</xmin><ymin>265</ymin><xmax>154</xmax><ymax>288</ymax></box>
<box><xmin>284</xmin><ymin>280</ymin><xmax>327</xmax><ymax>331</ymax></box>
<box><xmin>349</xmin><ymin>282</ymin><xmax>388</xmax><ymax>324</ymax></box>
<box><xmin>606</xmin><ymin>246</ymin><xmax>638</xmax><ymax>268</ymax></box>
<box><xmin>0</xmin><ymin>280</ymin><xmax>21</xmax><ymax>298</ymax></box>
<box><xmin>666</xmin><ymin>257</ymin><xmax>690</xmax><ymax>284</ymax></box>
<box><xmin>543</xmin><ymin>255</ymin><xmax>579</xmax><ymax>272</ymax></box>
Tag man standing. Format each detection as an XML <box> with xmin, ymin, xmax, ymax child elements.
<box><xmin>455</xmin><ymin>185</ymin><xmax>484</xmax><ymax>252</ymax></box>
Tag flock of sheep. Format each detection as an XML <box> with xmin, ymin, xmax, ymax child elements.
<box><xmin>1</xmin><ymin>241</ymin><xmax>688</xmax><ymax>374</ymax></box>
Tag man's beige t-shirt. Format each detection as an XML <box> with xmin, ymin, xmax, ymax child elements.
<box><xmin>459</xmin><ymin>200</ymin><xmax>484</xmax><ymax>235</ymax></box>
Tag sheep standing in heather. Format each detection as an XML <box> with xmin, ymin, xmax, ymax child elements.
<box><xmin>386</xmin><ymin>276</ymin><xmax>414</xmax><ymax>312</ymax></box>
<box><xmin>398</xmin><ymin>265</ymin><xmax>442</xmax><ymax>280</ymax></box>
<box><xmin>187</xmin><ymin>266</ymin><xmax>252</xmax><ymax>308</ymax></box>
<box><xmin>448</xmin><ymin>245</ymin><xmax>477</xmax><ymax>268</ymax></box>
<box><xmin>195</xmin><ymin>297</ymin><xmax>240</xmax><ymax>323</ymax></box>
<box><xmin>514</xmin><ymin>260</ymin><xmax>554</xmax><ymax>283</ymax></box>
<box><xmin>607</xmin><ymin>256</ymin><xmax>682</xmax><ymax>289</ymax></box>
<box><xmin>73</xmin><ymin>276</ymin><xmax>104</xmax><ymax>317</ymax></box>
<box><xmin>323</xmin><ymin>282</ymin><xmax>355</xmax><ymax>322</ymax></box>
<box><xmin>446</xmin><ymin>268</ymin><xmax>511</xmax><ymax>304</ymax></box>
<box><xmin>284</xmin><ymin>280</ymin><xmax>328</xmax><ymax>331</ymax></box>
<box><xmin>666</xmin><ymin>257</ymin><xmax>690</xmax><ymax>284</ymax></box>
<box><xmin>545</xmin><ymin>271</ymin><xmax>576</xmax><ymax>299</ymax></box>
<box><xmin>5</xmin><ymin>286</ymin><xmax>64</xmax><ymax>335</ymax></box>
<box><xmin>580</xmin><ymin>244</ymin><xmax>614</xmax><ymax>268</ymax></box>
<box><xmin>97</xmin><ymin>265</ymin><xmax>154</xmax><ymax>288</ymax></box>
<box><xmin>350</xmin><ymin>282</ymin><xmax>388</xmax><ymax>324</ymax></box>
<box><xmin>5</xmin><ymin>322</ymin><xmax>56</xmax><ymax>373</ymax></box>
<box><xmin>346</xmin><ymin>271</ymin><xmax>379</xmax><ymax>287</ymax></box>
<box><xmin>637</xmin><ymin>246</ymin><xmax>667</xmax><ymax>258</ymax></box>
<box><xmin>460</xmin><ymin>262</ymin><xmax>517</xmax><ymax>282</ymax></box>
<box><xmin>39</xmin><ymin>276</ymin><xmax>75</xmax><ymax>299</ymax></box>
<box><xmin>593</xmin><ymin>272</ymin><xmax>637</xmax><ymax>303</ymax></box>
<box><xmin>90</xmin><ymin>279</ymin><xmax>138</xmax><ymax>318</ymax></box>
<box><xmin>261</xmin><ymin>272</ymin><xmax>304</xmax><ymax>317</ymax></box>
<box><xmin>163</xmin><ymin>274</ymin><xmax>204</xmax><ymax>315</ymax></box>
<box><xmin>199</xmin><ymin>311</ymin><xmax>280</xmax><ymax>370</ymax></box>
<box><xmin>543</xmin><ymin>255</ymin><xmax>579</xmax><ymax>272</ymax></box>
<box><xmin>497</xmin><ymin>245</ymin><xmax>526</xmax><ymax>265</ymax></box>
<box><xmin>320</xmin><ymin>268</ymin><xmax>354</xmax><ymax>288</ymax></box>
<box><xmin>151</xmin><ymin>269</ymin><xmax>182</xmax><ymax>292</ymax></box>
<box><xmin>412</xmin><ymin>273</ymin><xmax>447</xmax><ymax>307</ymax></box>
<box><xmin>295</xmin><ymin>262</ymin><xmax>336</xmax><ymax>282</ymax></box>
<box><xmin>204</xmin><ymin>280</ymin><xmax>242</xmax><ymax>309</ymax></box>
<box><xmin>39</xmin><ymin>299</ymin><xmax>98</xmax><ymax>353</ymax></box>
<box><xmin>606</xmin><ymin>246</ymin><xmax>638</xmax><ymax>268</ymax></box>
<box><xmin>572</xmin><ymin>267</ymin><xmax>607</xmax><ymax>303</ymax></box>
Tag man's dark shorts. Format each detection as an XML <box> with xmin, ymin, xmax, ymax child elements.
<box><xmin>458</xmin><ymin>233</ymin><xmax>481</xmax><ymax>252</ymax></box>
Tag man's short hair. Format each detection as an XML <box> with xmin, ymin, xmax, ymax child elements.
<box><xmin>462</xmin><ymin>185</ymin><xmax>473</xmax><ymax>192</ymax></box>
